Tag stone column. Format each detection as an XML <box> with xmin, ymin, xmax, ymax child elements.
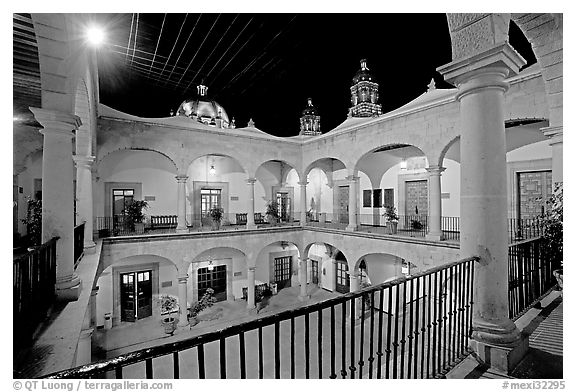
<box><xmin>247</xmin><ymin>266</ymin><xmax>256</xmax><ymax>309</ymax></box>
<box><xmin>246</xmin><ymin>178</ymin><xmax>257</xmax><ymax>229</ymax></box>
<box><xmin>30</xmin><ymin>107</ymin><xmax>81</xmax><ymax>301</ymax></box>
<box><xmin>299</xmin><ymin>181</ymin><xmax>308</xmax><ymax>226</ymax></box>
<box><xmin>90</xmin><ymin>286</ymin><xmax>99</xmax><ymax>328</ymax></box>
<box><xmin>346</xmin><ymin>175</ymin><xmax>359</xmax><ymax>231</ymax></box>
<box><xmin>541</xmin><ymin>126</ymin><xmax>563</xmax><ymax>186</ymax></box>
<box><xmin>176</xmin><ymin>175</ymin><xmax>188</xmax><ymax>233</ymax></box>
<box><xmin>298</xmin><ymin>257</ymin><xmax>310</xmax><ymax>300</ymax></box>
<box><xmin>76</xmin><ymin>328</ymin><xmax>94</xmax><ymax>366</ymax></box>
<box><xmin>438</xmin><ymin>42</ymin><xmax>527</xmax><ymax>373</ymax></box>
<box><xmin>73</xmin><ymin>155</ymin><xmax>96</xmax><ymax>252</ymax></box>
<box><xmin>177</xmin><ymin>273</ymin><xmax>189</xmax><ymax>327</ymax></box>
<box><xmin>426</xmin><ymin>166</ymin><xmax>445</xmax><ymax>241</ymax></box>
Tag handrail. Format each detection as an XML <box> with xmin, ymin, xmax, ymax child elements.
<box><xmin>44</xmin><ymin>256</ymin><xmax>478</xmax><ymax>379</ymax></box>
<box><xmin>13</xmin><ymin>237</ymin><xmax>59</xmax><ymax>263</ymax></box>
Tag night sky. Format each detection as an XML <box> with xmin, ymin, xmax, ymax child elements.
<box><xmin>97</xmin><ymin>14</ymin><xmax>536</xmax><ymax>137</ymax></box>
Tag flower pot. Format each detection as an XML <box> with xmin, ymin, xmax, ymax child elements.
<box><xmin>162</xmin><ymin>316</ymin><xmax>177</xmax><ymax>335</ymax></box>
<box><xmin>553</xmin><ymin>268</ymin><xmax>563</xmax><ymax>295</ymax></box>
<box><xmin>135</xmin><ymin>222</ymin><xmax>145</xmax><ymax>235</ymax></box>
<box><xmin>267</xmin><ymin>215</ymin><xmax>278</xmax><ymax>226</ymax></box>
<box><xmin>387</xmin><ymin>221</ymin><xmax>398</xmax><ymax>234</ymax></box>
<box><xmin>211</xmin><ymin>220</ymin><xmax>221</xmax><ymax>231</ymax></box>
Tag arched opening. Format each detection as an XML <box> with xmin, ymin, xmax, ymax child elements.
<box><xmin>304</xmin><ymin>242</ymin><xmax>349</xmax><ymax>294</ymax></box>
<box><xmin>255</xmin><ymin>160</ymin><xmax>301</xmax><ymax>223</ymax></box>
<box><xmin>186</xmin><ymin>154</ymin><xmax>247</xmax><ymax>227</ymax></box>
<box><xmin>303</xmin><ymin>157</ymin><xmax>347</xmax><ymax>225</ymax></box>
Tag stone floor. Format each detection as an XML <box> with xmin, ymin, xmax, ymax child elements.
<box><xmin>446</xmin><ymin>290</ymin><xmax>563</xmax><ymax>379</ymax></box>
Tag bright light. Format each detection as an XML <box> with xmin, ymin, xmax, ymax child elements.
<box><xmin>400</xmin><ymin>159</ymin><xmax>407</xmax><ymax>170</ymax></box>
<box><xmin>209</xmin><ymin>165</ymin><xmax>216</xmax><ymax>175</ymax></box>
<box><xmin>86</xmin><ymin>26</ymin><xmax>105</xmax><ymax>46</ymax></box>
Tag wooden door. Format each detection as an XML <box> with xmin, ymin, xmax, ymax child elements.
<box><xmin>198</xmin><ymin>265</ymin><xmax>227</xmax><ymax>302</ymax></box>
<box><xmin>311</xmin><ymin>259</ymin><xmax>319</xmax><ymax>284</ymax></box>
<box><xmin>120</xmin><ymin>272</ymin><xmax>136</xmax><ymax>322</ymax></box>
<box><xmin>335</xmin><ymin>261</ymin><xmax>350</xmax><ymax>294</ymax></box>
<box><xmin>276</xmin><ymin>192</ymin><xmax>291</xmax><ymax>222</ymax></box>
<box><xmin>338</xmin><ymin>186</ymin><xmax>349</xmax><ymax>224</ymax></box>
<box><xmin>517</xmin><ymin>171</ymin><xmax>552</xmax><ymax>219</ymax></box>
<box><xmin>274</xmin><ymin>256</ymin><xmax>292</xmax><ymax>290</ymax></box>
<box><xmin>405</xmin><ymin>180</ymin><xmax>428</xmax><ymax>216</ymax></box>
<box><xmin>136</xmin><ymin>271</ymin><xmax>152</xmax><ymax>319</ymax></box>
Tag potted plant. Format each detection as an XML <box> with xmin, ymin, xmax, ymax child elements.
<box><xmin>266</xmin><ymin>200</ymin><xmax>280</xmax><ymax>226</ymax></box>
<box><xmin>542</xmin><ymin>183</ymin><xmax>563</xmax><ymax>294</ymax></box>
<box><xmin>384</xmin><ymin>205</ymin><xmax>399</xmax><ymax>234</ymax></box>
<box><xmin>189</xmin><ymin>288</ymin><xmax>216</xmax><ymax>327</ymax></box>
<box><xmin>124</xmin><ymin>200</ymin><xmax>149</xmax><ymax>234</ymax></box>
<box><xmin>20</xmin><ymin>197</ymin><xmax>42</xmax><ymax>248</ymax></box>
<box><xmin>209</xmin><ymin>206</ymin><xmax>224</xmax><ymax>230</ymax></box>
<box><xmin>158</xmin><ymin>294</ymin><xmax>179</xmax><ymax>335</ymax></box>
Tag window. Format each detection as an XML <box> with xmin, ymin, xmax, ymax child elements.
<box><xmin>201</xmin><ymin>188</ymin><xmax>222</xmax><ymax>216</ymax></box>
<box><xmin>384</xmin><ymin>188</ymin><xmax>394</xmax><ymax>208</ymax></box>
<box><xmin>373</xmin><ymin>189</ymin><xmax>382</xmax><ymax>208</ymax></box>
<box><xmin>363</xmin><ymin>189</ymin><xmax>372</xmax><ymax>207</ymax></box>
<box><xmin>113</xmin><ymin>189</ymin><xmax>134</xmax><ymax>216</ymax></box>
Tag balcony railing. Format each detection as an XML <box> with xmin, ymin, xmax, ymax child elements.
<box><xmin>44</xmin><ymin>257</ymin><xmax>476</xmax><ymax>379</ymax></box>
<box><xmin>508</xmin><ymin>237</ymin><xmax>558</xmax><ymax>320</ymax></box>
<box><xmin>13</xmin><ymin>237</ymin><xmax>58</xmax><ymax>349</ymax></box>
<box><xmin>441</xmin><ymin>217</ymin><xmax>460</xmax><ymax>241</ymax></box>
<box><xmin>73</xmin><ymin>222</ymin><xmax>85</xmax><ymax>268</ymax></box>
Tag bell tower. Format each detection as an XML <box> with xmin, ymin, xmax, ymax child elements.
<box><xmin>349</xmin><ymin>59</ymin><xmax>382</xmax><ymax>117</ymax></box>
<box><xmin>299</xmin><ymin>98</ymin><xmax>321</xmax><ymax>136</ymax></box>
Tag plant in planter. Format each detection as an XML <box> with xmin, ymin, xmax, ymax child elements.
<box><xmin>209</xmin><ymin>206</ymin><xmax>224</xmax><ymax>230</ymax></box>
<box><xmin>124</xmin><ymin>200</ymin><xmax>149</xmax><ymax>234</ymax></box>
<box><xmin>542</xmin><ymin>183</ymin><xmax>563</xmax><ymax>293</ymax></box>
<box><xmin>266</xmin><ymin>200</ymin><xmax>280</xmax><ymax>226</ymax></box>
<box><xmin>383</xmin><ymin>205</ymin><xmax>399</xmax><ymax>234</ymax></box>
<box><xmin>158</xmin><ymin>294</ymin><xmax>179</xmax><ymax>335</ymax></box>
<box><xmin>189</xmin><ymin>288</ymin><xmax>217</xmax><ymax>327</ymax></box>
<box><xmin>411</xmin><ymin>219</ymin><xmax>424</xmax><ymax>231</ymax></box>
<box><xmin>21</xmin><ymin>197</ymin><xmax>42</xmax><ymax>247</ymax></box>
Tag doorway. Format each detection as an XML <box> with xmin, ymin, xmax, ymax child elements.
<box><xmin>338</xmin><ymin>186</ymin><xmax>349</xmax><ymax>224</ymax></box>
<box><xmin>517</xmin><ymin>170</ymin><xmax>552</xmax><ymax>219</ymax></box>
<box><xmin>120</xmin><ymin>270</ymin><xmax>152</xmax><ymax>322</ymax></box>
<box><xmin>311</xmin><ymin>259</ymin><xmax>319</xmax><ymax>284</ymax></box>
<box><xmin>198</xmin><ymin>265</ymin><xmax>227</xmax><ymax>302</ymax></box>
<box><xmin>276</xmin><ymin>192</ymin><xmax>291</xmax><ymax>222</ymax></box>
<box><xmin>335</xmin><ymin>260</ymin><xmax>350</xmax><ymax>294</ymax></box>
<box><xmin>274</xmin><ymin>256</ymin><xmax>292</xmax><ymax>290</ymax></box>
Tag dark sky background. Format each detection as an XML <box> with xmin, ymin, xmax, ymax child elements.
<box><xmin>97</xmin><ymin>14</ymin><xmax>536</xmax><ymax>137</ymax></box>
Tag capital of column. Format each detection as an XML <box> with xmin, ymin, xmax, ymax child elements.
<box><xmin>345</xmin><ymin>175</ymin><xmax>359</xmax><ymax>182</ymax></box>
<box><xmin>30</xmin><ymin>107</ymin><xmax>81</xmax><ymax>136</ymax></box>
<box><xmin>425</xmin><ymin>166</ymin><xmax>446</xmax><ymax>176</ymax></box>
<box><xmin>175</xmin><ymin>174</ymin><xmax>189</xmax><ymax>183</ymax></box>
<box><xmin>177</xmin><ymin>274</ymin><xmax>188</xmax><ymax>284</ymax></box>
<box><xmin>541</xmin><ymin>125</ymin><xmax>563</xmax><ymax>145</ymax></box>
<box><xmin>248</xmin><ymin>266</ymin><xmax>256</xmax><ymax>272</ymax></box>
<box><xmin>246</xmin><ymin>178</ymin><xmax>257</xmax><ymax>185</ymax></box>
<box><xmin>298</xmin><ymin>181</ymin><xmax>309</xmax><ymax>186</ymax></box>
<box><xmin>73</xmin><ymin>155</ymin><xmax>96</xmax><ymax>169</ymax></box>
<box><xmin>437</xmin><ymin>43</ymin><xmax>526</xmax><ymax>99</ymax></box>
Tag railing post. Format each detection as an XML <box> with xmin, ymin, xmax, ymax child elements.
<box><xmin>438</xmin><ymin>36</ymin><xmax>528</xmax><ymax>373</ymax></box>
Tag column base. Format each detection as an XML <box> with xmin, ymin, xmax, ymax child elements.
<box><xmin>246</xmin><ymin>303</ymin><xmax>256</xmax><ymax>310</ymax></box>
<box><xmin>246</xmin><ymin>223</ymin><xmax>257</xmax><ymax>230</ymax></box>
<box><xmin>426</xmin><ymin>232</ymin><xmax>444</xmax><ymax>241</ymax></box>
<box><xmin>470</xmin><ymin>334</ymin><xmax>529</xmax><ymax>374</ymax></box>
<box><xmin>177</xmin><ymin>317</ymin><xmax>189</xmax><ymax>327</ymax></box>
<box><xmin>176</xmin><ymin>227</ymin><xmax>188</xmax><ymax>234</ymax></box>
<box><xmin>346</xmin><ymin>224</ymin><xmax>358</xmax><ymax>231</ymax></box>
<box><xmin>83</xmin><ymin>241</ymin><xmax>96</xmax><ymax>254</ymax></box>
<box><xmin>55</xmin><ymin>274</ymin><xmax>82</xmax><ymax>302</ymax></box>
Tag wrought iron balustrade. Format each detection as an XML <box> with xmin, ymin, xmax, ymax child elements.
<box><xmin>44</xmin><ymin>257</ymin><xmax>476</xmax><ymax>379</ymax></box>
<box><xmin>73</xmin><ymin>222</ymin><xmax>85</xmax><ymax>268</ymax></box>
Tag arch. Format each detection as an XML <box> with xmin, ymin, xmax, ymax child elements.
<box><xmin>255</xmin><ymin>159</ymin><xmax>302</xmax><ymax>184</ymax></box>
<box><xmin>185</xmin><ymin>150</ymin><xmax>249</xmax><ymax>176</ymax></box>
<box><xmin>352</xmin><ymin>253</ymin><xmax>406</xmax><ymax>284</ymax></box>
<box><xmin>183</xmin><ymin>246</ymin><xmax>247</xmax><ymax>271</ymax></box>
<box><xmin>97</xmin><ymin>147</ymin><xmax>179</xmax><ymax>173</ymax></box>
<box><xmin>97</xmin><ymin>253</ymin><xmax>178</xmax><ymax>282</ymax></box>
<box><xmin>303</xmin><ymin>157</ymin><xmax>347</xmax><ymax>178</ymax></box>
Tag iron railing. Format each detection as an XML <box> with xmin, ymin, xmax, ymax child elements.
<box><xmin>44</xmin><ymin>257</ymin><xmax>476</xmax><ymax>379</ymax></box>
<box><xmin>441</xmin><ymin>217</ymin><xmax>460</xmax><ymax>241</ymax></box>
<box><xmin>13</xmin><ymin>237</ymin><xmax>58</xmax><ymax>349</ymax></box>
<box><xmin>508</xmin><ymin>237</ymin><xmax>557</xmax><ymax>320</ymax></box>
<box><xmin>73</xmin><ymin>222</ymin><xmax>85</xmax><ymax>268</ymax></box>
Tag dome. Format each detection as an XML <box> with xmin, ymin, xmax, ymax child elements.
<box><xmin>175</xmin><ymin>84</ymin><xmax>231</xmax><ymax>127</ymax></box>
<box><xmin>352</xmin><ymin>59</ymin><xmax>374</xmax><ymax>85</ymax></box>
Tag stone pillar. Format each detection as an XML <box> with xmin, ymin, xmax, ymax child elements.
<box><xmin>426</xmin><ymin>166</ymin><xmax>445</xmax><ymax>241</ymax></box>
<box><xmin>176</xmin><ymin>175</ymin><xmax>188</xmax><ymax>233</ymax></box>
<box><xmin>299</xmin><ymin>181</ymin><xmax>308</xmax><ymax>226</ymax></box>
<box><xmin>541</xmin><ymin>126</ymin><xmax>563</xmax><ymax>185</ymax></box>
<box><xmin>346</xmin><ymin>175</ymin><xmax>359</xmax><ymax>231</ymax></box>
<box><xmin>247</xmin><ymin>266</ymin><xmax>256</xmax><ymax>309</ymax></box>
<box><xmin>298</xmin><ymin>257</ymin><xmax>310</xmax><ymax>300</ymax></box>
<box><xmin>90</xmin><ymin>286</ymin><xmax>99</xmax><ymax>328</ymax></box>
<box><xmin>246</xmin><ymin>178</ymin><xmax>257</xmax><ymax>229</ymax></box>
<box><xmin>73</xmin><ymin>155</ymin><xmax>96</xmax><ymax>253</ymax></box>
<box><xmin>438</xmin><ymin>42</ymin><xmax>528</xmax><ymax>373</ymax></box>
<box><xmin>177</xmin><ymin>273</ymin><xmax>189</xmax><ymax>327</ymax></box>
<box><xmin>30</xmin><ymin>107</ymin><xmax>82</xmax><ymax>302</ymax></box>
<box><xmin>76</xmin><ymin>328</ymin><xmax>94</xmax><ymax>366</ymax></box>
